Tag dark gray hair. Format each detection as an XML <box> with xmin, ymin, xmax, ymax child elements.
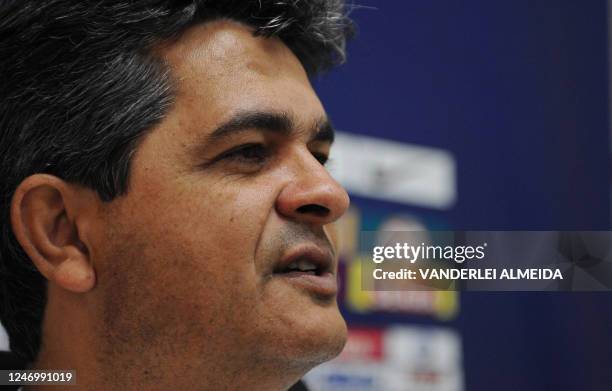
<box><xmin>0</xmin><ymin>0</ymin><xmax>354</xmax><ymax>362</ymax></box>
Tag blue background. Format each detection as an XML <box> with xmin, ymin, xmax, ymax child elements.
<box><xmin>313</xmin><ymin>1</ymin><xmax>612</xmax><ymax>390</ymax></box>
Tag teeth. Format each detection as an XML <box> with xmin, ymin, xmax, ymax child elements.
<box><xmin>297</xmin><ymin>260</ymin><xmax>317</xmax><ymax>271</ymax></box>
<box><xmin>285</xmin><ymin>260</ymin><xmax>318</xmax><ymax>272</ymax></box>
<box><xmin>287</xmin><ymin>262</ymin><xmax>298</xmax><ymax>270</ymax></box>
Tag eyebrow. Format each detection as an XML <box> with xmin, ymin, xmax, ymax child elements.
<box><xmin>203</xmin><ymin>110</ymin><xmax>335</xmax><ymax>145</ymax></box>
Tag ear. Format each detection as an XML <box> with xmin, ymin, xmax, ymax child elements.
<box><xmin>10</xmin><ymin>174</ymin><xmax>96</xmax><ymax>293</ymax></box>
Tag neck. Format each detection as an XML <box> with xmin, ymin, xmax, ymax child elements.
<box><xmin>30</xmin><ymin>349</ymin><xmax>301</xmax><ymax>391</ymax></box>
<box><xmin>29</xmin><ymin>287</ymin><xmax>306</xmax><ymax>390</ymax></box>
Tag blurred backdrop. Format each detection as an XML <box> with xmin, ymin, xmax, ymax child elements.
<box><xmin>304</xmin><ymin>1</ymin><xmax>612</xmax><ymax>390</ymax></box>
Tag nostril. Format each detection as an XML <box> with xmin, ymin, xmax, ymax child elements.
<box><xmin>296</xmin><ymin>204</ymin><xmax>330</xmax><ymax>218</ymax></box>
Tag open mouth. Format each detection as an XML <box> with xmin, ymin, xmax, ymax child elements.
<box><xmin>271</xmin><ymin>245</ymin><xmax>337</xmax><ymax>297</ymax></box>
<box><xmin>274</xmin><ymin>258</ymin><xmax>327</xmax><ymax>276</ymax></box>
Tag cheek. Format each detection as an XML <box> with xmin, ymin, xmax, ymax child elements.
<box><xmin>96</xmin><ymin>179</ymin><xmax>276</xmax><ymax>316</ymax></box>
<box><xmin>137</xmin><ymin>178</ymin><xmax>268</xmax><ymax>267</ymax></box>
<box><xmin>94</xmin><ymin>193</ymin><xmax>267</xmax><ymax>359</ymax></box>
<box><xmin>170</xmin><ymin>182</ymin><xmax>274</xmax><ymax>273</ymax></box>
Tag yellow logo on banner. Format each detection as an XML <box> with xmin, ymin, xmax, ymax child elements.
<box><xmin>345</xmin><ymin>256</ymin><xmax>459</xmax><ymax>320</ymax></box>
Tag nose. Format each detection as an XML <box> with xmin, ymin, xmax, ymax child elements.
<box><xmin>276</xmin><ymin>149</ymin><xmax>350</xmax><ymax>226</ymax></box>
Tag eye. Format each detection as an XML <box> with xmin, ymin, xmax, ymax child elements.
<box><xmin>216</xmin><ymin>143</ymin><xmax>269</xmax><ymax>164</ymax></box>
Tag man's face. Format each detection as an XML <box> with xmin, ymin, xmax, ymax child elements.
<box><xmin>89</xmin><ymin>20</ymin><xmax>349</xmax><ymax>381</ymax></box>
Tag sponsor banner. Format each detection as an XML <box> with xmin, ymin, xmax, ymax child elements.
<box><xmin>305</xmin><ymin>363</ymin><xmax>386</xmax><ymax>391</ymax></box>
<box><xmin>328</xmin><ymin>132</ymin><xmax>457</xmax><ymax>210</ymax></box>
<box><xmin>345</xmin><ymin>256</ymin><xmax>459</xmax><ymax>319</ymax></box>
<box><xmin>334</xmin><ymin>209</ymin><xmax>460</xmax><ymax>319</ymax></box>
<box><xmin>305</xmin><ymin>326</ymin><xmax>463</xmax><ymax>391</ymax></box>
<box><xmin>335</xmin><ymin>328</ymin><xmax>384</xmax><ymax>363</ymax></box>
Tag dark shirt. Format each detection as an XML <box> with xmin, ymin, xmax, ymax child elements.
<box><xmin>0</xmin><ymin>351</ymin><xmax>25</xmax><ymax>390</ymax></box>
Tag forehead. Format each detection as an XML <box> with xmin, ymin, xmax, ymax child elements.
<box><xmin>163</xmin><ymin>19</ymin><xmax>308</xmax><ymax>81</ymax></box>
<box><xmin>158</xmin><ymin>19</ymin><xmax>321</xmax><ymax>120</ymax></box>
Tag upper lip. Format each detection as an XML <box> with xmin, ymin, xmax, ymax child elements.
<box><xmin>274</xmin><ymin>244</ymin><xmax>335</xmax><ymax>276</ymax></box>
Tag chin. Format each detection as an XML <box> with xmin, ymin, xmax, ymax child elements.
<box><xmin>281</xmin><ymin>304</ymin><xmax>348</xmax><ymax>369</ymax></box>
<box><xmin>316</xmin><ymin>313</ymin><xmax>348</xmax><ymax>363</ymax></box>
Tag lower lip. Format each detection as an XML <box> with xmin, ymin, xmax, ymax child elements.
<box><xmin>274</xmin><ymin>271</ymin><xmax>338</xmax><ymax>297</ymax></box>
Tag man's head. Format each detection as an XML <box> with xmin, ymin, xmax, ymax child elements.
<box><xmin>0</xmin><ymin>1</ymin><xmax>353</xmax><ymax>389</ymax></box>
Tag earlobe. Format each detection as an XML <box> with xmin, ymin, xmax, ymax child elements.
<box><xmin>10</xmin><ymin>174</ymin><xmax>96</xmax><ymax>293</ymax></box>
<box><xmin>53</xmin><ymin>249</ymin><xmax>96</xmax><ymax>293</ymax></box>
